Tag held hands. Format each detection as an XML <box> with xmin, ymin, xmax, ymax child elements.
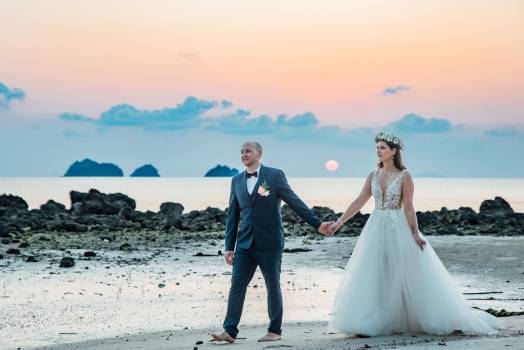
<box><xmin>318</xmin><ymin>218</ymin><xmax>344</xmax><ymax>236</ymax></box>
<box><xmin>318</xmin><ymin>220</ymin><xmax>338</xmax><ymax>236</ymax></box>
<box><xmin>328</xmin><ymin>219</ymin><xmax>343</xmax><ymax>235</ymax></box>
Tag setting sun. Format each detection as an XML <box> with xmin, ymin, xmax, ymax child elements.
<box><xmin>325</xmin><ymin>160</ymin><xmax>339</xmax><ymax>172</ymax></box>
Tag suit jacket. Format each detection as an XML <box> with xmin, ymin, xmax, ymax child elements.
<box><xmin>225</xmin><ymin>164</ymin><xmax>322</xmax><ymax>251</ymax></box>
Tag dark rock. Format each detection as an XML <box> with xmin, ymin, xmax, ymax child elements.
<box><xmin>130</xmin><ymin>164</ymin><xmax>160</xmax><ymax>177</ymax></box>
<box><xmin>40</xmin><ymin>200</ymin><xmax>67</xmax><ymax>214</ymax></box>
<box><xmin>338</xmin><ymin>225</ymin><xmax>361</xmax><ymax>236</ymax></box>
<box><xmin>160</xmin><ymin>202</ymin><xmax>184</xmax><ymax>216</ymax></box>
<box><xmin>18</xmin><ymin>242</ymin><xmax>29</xmax><ymax>248</ymax></box>
<box><xmin>0</xmin><ymin>194</ymin><xmax>28</xmax><ymax>212</ymax></box>
<box><xmin>70</xmin><ymin>191</ymin><xmax>88</xmax><ymax>204</ymax></box>
<box><xmin>97</xmin><ymin>216</ymin><xmax>135</xmax><ymax>230</ymax></box>
<box><xmin>417</xmin><ymin>211</ymin><xmax>438</xmax><ymax>226</ymax></box>
<box><xmin>52</xmin><ymin>222</ymin><xmax>88</xmax><ymax>232</ymax></box>
<box><xmin>6</xmin><ymin>248</ymin><xmax>20</xmax><ymax>255</ymax></box>
<box><xmin>187</xmin><ymin>210</ymin><xmax>201</xmax><ymax>219</ymax></box>
<box><xmin>0</xmin><ymin>223</ymin><xmax>11</xmax><ymax>235</ymax></box>
<box><xmin>204</xmin><ymin>207</ymin><xmax>226</xmax><ymax>222</ymax></box>
<box><xmin>70</xmin><ymin>202</ymin><xmax>82</xmax><ymax>215</ymax></box>
<box><xmin>25</xmin><ymin>256</ymin><xmax>37</xmax><ymax>262</ymax></box>
<box><xmin>479</xmin><ymin>197</ymin><xmax>513</xmax><ymax>216</ymax></box>
<box><xmin>74</xmin><ymin>215</ymin><xmax>98</xmax><ymax>225</ymax></box>
<box><xmin>176</xmin><ymin>206</ymin><xmax>227</xmax><ymax>231</ymax></box>
<box><xmin>351</xmin><ymin>212</ymin><xmax>369</xmax><ymax>226</ymax></box>
<box><xmin>64</xmin><ymin>158</ymin><xmax>123</xmax><ymax>177</ymax></box>
<box><xmin>59</xmin><ymin>257</ymin><xmax>75</xmax><ymax>268</ymax></box>
<box><xmin>117</xmin><ymin>206</ymin><xmax>136</xmax><ymax>220</ymax></box>
<box><xmin>311</xmin><ymin>206</ymin><xmax>336</xmax><ymax>221</ymax></box>
<box><xmin>193</xmin><ymin>252</ymin><xmax>217</xmax><ymax>256</ymax></box>
<box><xmin>162</xmin><ymin>217</ymin><xmax>184</xmax><ymax>231</ymax></box>
<box><xmin>119</xmin><ymin>242</ymin><xmax>132</xmax><ymax>251</ymax></box>
<box><xmin>436</xmin><ymin>223</ymin><xmax>462</xmax><ymax>235</ymax></box>
<box><xmin>457</xmin><ymin>207</ymin><xmax>480</xmax><ymax>225</ymax></box>
<box><xmin>0</xmin><ymin>190</ymin><xmax>521</xmax><ymax>240</ymax></box>
<box><xmin>283</xmin><ymin>248</ymin><xmax>313</xmax><ymax>253</ymax></box>
<box><xmin>83</xmin><ymin>251</ymin><xmax>97</xmax><ymax>257</ymax></box>
<box><xmin>204</xmin><ymin>164</ymin><xmax>239</xmax><ymax>177</ymax></box>
<box><xmin>69</xmin><ymin>189</ymin><xmax>136</xmax><ymax>215</ymax></box>
<box><xmin>480</xmin><ymin>307</ymin><xmax>524</xmax><ymax>317</ymax></box>
<box><xmin>281</xmin><ymin>205</ymin><xmax>302</xmax><ymax>224</ymax></box>
<box><xmin>0</xmin><ymin>254</ymin><xmax>3</xmax><ymax>259</ymax></box>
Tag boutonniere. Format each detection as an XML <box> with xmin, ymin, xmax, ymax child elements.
<box><xmin>257</xmin><ymin>180</ymin><xmax>270</xmax><ymax>197</ymax></box>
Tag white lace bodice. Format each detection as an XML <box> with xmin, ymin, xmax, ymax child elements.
<box><xmin>371</xmin><ymin>169</ymin><xmax>406</xmax><ymax>210</ymax></box>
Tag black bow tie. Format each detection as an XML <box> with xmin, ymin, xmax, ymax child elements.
<box><xmin>247</xmin><ymin>171</ymin><xmax>258</xmax><ymax>178</ymax></box>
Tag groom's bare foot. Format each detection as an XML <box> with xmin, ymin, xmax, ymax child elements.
<box><xmin>257</xmin><ymin>332</ymin><xmax>281</xmax><ymax>342</ymax></box>
<box><xmin>209</xmin><ymin>331</ymin><xmax>235</xmax><ymax>343</ymax></box>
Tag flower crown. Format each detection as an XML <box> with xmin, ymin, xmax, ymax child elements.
<box><xmin>375</xmin><ymin>131</ymin><xmax>404</xmax><ymax>149</ymax></box>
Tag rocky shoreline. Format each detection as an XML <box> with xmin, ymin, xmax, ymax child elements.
<box><xmin>0</xmin><ymin>189</ymin><xmax>522</xmax><ymax>259</ymax></box>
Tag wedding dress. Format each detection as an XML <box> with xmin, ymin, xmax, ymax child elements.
<box><xmin>329</xmin><ymin>169</ymin><xmax>500</xmax><ymax>336</ymax></box>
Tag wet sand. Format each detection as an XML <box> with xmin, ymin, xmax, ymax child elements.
<box><xmin>1</xmin><ymin>236</ymin><xmax>523</xmax><ymax>349</ymax></box>
<box><xmin>29</xmin><ymin>316</ymin><xmax>524</xmax><ymax>350</ymax></box>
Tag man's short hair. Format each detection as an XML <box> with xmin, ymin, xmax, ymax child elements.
<box><xmin>244</xmin><ymin>141</ymin><xmax>262</xmax><ymax>154</ymax></box>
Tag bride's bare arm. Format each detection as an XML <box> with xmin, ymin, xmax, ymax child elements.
<box><xmin>331</xmin><ymin>172</ymin><xmax>373</xmax><ymax>231</ymax></box>
<box><xmin>401</xmin><ymin>171</ymin><xmax>426</xmax><ymax>250</ymax></box>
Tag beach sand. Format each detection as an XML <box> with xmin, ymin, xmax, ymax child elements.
<box><xmin>2</xmin><ymin>236</ymin><xmax>523</xmax><ymax>349</ymax></box>
<box><xmin>29</xmin><ymin>316</ymin><xmax>524</xmax><ymax>350</ymax></box>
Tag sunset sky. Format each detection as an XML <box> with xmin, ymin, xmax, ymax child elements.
<box><xmin>0</xmin><ymin>1</ymin><xmax>523</xmax><ymax>176</ymax></box>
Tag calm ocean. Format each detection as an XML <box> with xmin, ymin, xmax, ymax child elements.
<box><xmin>1</xmin><ymin>177</ymin><xmax>523</xmax><ymax>213</ymax></box>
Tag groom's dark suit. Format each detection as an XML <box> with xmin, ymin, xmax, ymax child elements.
<box><xmin>223</xmin><ymin>164</ymin><xmax>322</xmax><ymax>338</ymax></box>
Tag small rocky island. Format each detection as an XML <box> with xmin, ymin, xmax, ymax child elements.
<box><xmin>64</xmin><ymin>159</ymin><xmax>123</xmax><ymax>177</ymax></box>
<box><xmin>205</xmin><ymin>164</ymin><xmax>239</xmax><ymax>177</ymax></box>
<box><xmin>130</xmin><ymin>164</ymin><xmax>160</xmax><ymax>177</ymax></box>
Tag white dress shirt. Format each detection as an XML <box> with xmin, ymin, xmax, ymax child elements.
<box><xmin>246</xmin><ymin>163</ymin><xmax>262</xmax><ymax>195</ymax></box>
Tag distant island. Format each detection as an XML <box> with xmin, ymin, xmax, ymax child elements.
<box><xmin>204</xmin><ymin>164</ymin><xmax>239</xmax><ymax>177</ymax></box>
<box><xmin>64</xmin><ymin>159</ymin><xmax>123</xmax><ymax>177</ymax></box>
<box><xmin>130</xmin><ymin>164</ymin><xmax>160</xmax><ymax>177</ymax></box>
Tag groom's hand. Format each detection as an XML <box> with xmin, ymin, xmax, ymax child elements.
<box><xmin>318</xmin><ymin>221</ymin><xmax>335</xmax><ymax>236</ymax></box>
<box><xmin>225</xmin><ymin>250</ymin><xmax>234</xmax><ymax>265</ymax></box>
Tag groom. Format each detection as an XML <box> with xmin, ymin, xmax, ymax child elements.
<box><xmin>211</xmin><ymin>141</ymin><xmax>334</xmax><ymax>343</ymax></box>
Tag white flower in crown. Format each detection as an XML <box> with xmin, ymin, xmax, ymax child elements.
<box><xmin>257</xmin><ymin>180</ymin><xmax>270</xmax><ymax>197</ymax></box>
<box><xmin>375</xmin><ymin>131</ymin><xmax>404</xmax><ymax>149</ymax></box>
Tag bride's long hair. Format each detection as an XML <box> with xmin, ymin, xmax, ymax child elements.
<box><xmin>377</xmin><ymin>140</ymin><xmax>406</xmax><ymax>171</ymax></box>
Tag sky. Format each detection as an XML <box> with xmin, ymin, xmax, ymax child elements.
<box><xmin>0</xmin><ymin>0</ymin><xmax>523</xmax><ymax>177</ymax></box>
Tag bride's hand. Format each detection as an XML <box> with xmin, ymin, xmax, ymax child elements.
<box><xmin>414</xmin><ymin>236</ymin><xmax>426</xmax><ymax>250</ymax></box>
<box><xmin>329</xmin><ymin>219</ymin><xmax>343</xmax><ymax>234</ymax></box>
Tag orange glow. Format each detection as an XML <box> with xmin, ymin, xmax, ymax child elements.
<box><xmin>1</xmin><ymin>1</ymin><xmax>522</xmax><ymax>124</ymax></box>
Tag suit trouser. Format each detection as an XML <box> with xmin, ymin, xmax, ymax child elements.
<box><xmin>223</xmin><ymin>242</ymin><xmax>283</xmax><ymax>338</ymax></box>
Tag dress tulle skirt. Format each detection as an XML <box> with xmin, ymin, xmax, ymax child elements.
<box><xmin>329</xmin><ymin>208</ymin><xmax>500</xmax><ymax>336</ymax></box>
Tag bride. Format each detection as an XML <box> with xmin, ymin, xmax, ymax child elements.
<box><xmin>327</xmin><ymin>132</ymin><xmax>500</xmax><ymax>336</ymax></box>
